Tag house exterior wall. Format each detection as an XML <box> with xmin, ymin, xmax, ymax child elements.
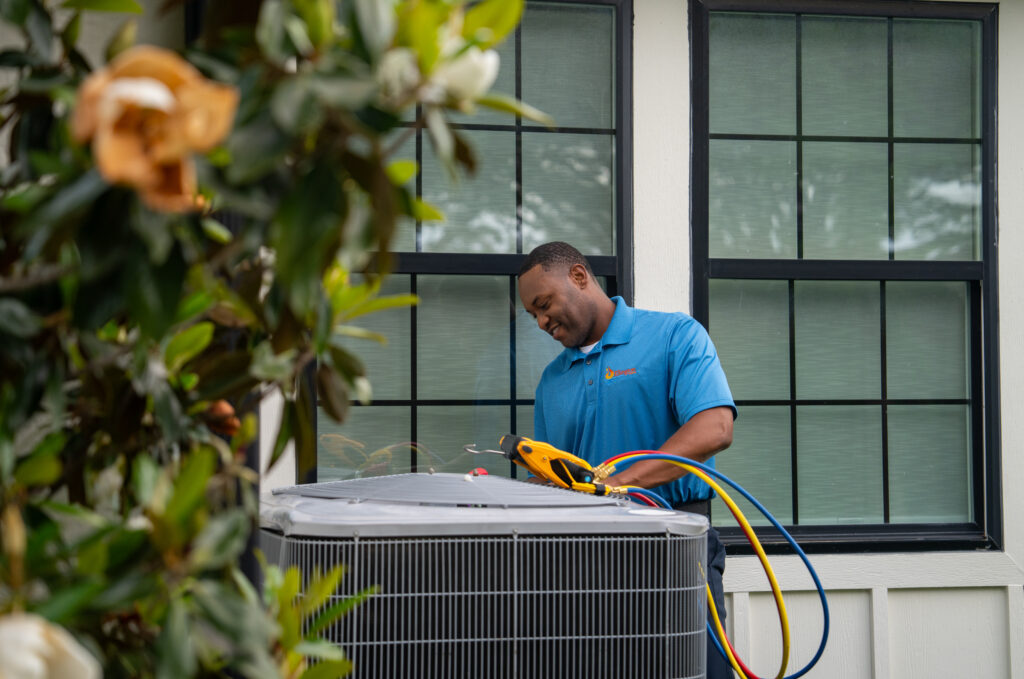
<box><xmin>634</xmin><ymin>0</ymin><xmax>1024</xmax><ymax>676</ymax></box>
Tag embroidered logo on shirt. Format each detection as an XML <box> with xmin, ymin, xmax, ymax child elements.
<box><xmin>605</xmin><ymin>367</ymin><xmax>637</xmax><ymax>380</ymax></box>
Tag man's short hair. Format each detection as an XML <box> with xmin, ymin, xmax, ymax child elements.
<box><xmin>518</xmin><ymin>241</ymin><xmax>594</xmax><ymax>278</ymax></box>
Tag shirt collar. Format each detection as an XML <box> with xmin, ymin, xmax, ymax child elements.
<box><xmin>556</xmin><ymin>296</ymin><xmax>634</xmax><ymax>368</ymax></box>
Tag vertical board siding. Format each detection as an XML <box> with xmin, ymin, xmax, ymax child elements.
<box><xmin>747</xmin><ymin>590</ymin><xmax>872</xmax><ymax>679</ymax></box>
<box><xmin>888</xmin><ymin>588</ymin><xmax>1008</xmax><ymax>678</ymax></box>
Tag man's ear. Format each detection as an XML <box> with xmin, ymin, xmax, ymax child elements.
<box><xmin>568</xmin><ymin>263</ymin><xmax>589</xmax><ymax>289</ymax></box>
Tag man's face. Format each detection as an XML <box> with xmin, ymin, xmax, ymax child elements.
<box><xmin>518</xmin><ymin>264</ymin><xmax>595</xmax><ymax>348</ymax></box>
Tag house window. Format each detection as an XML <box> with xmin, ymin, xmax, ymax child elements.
<box><xmin>690</xmin><ymin>1</ymin><xmax>999</xmax><ymax>549</ymax></box>
<box><xmin>314</xmin><ymin>0</ymin><xmax>633</xmax><ymax>482</ymax></box>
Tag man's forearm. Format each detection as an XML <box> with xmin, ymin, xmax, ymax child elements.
<box><xmin>602</xmin><ymin>406</ymin><xmax>733</xmax><ymax>490</ymax></box>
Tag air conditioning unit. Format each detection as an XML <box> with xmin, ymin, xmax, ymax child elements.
<box><xmin>259</xmin><ymin>473</ymin><xmax>709</xmax><ymax>679</ymax></box>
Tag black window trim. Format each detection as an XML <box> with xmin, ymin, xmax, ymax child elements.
<box><xmin>299</xmin><ymin>0</ymin><xmax>635</xmax><ymax>484</ymax></box>
<box><xmin>689</xmin><ymin>0</ymin><xmax>1000</xmax><ymax>553</ymax></box>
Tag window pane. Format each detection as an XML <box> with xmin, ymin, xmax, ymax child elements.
<box><xmin>521</xmin><ymin>3</ymin><xmax>614</xmax><ymax>129</ymax></box>
<box><xmin>713</xmin><ymin>406</ymin><xmax>792</xmax><ymax>527</ymax></box>
<box><xmin>888</xmin><ymin>405</ymin><xmax>971</xmax><ymax>523</ymax></box>
<box><xmin>522</xmin><ymin>133</ymin><xmax>614</xmax><ymax>255</ymax></box>
<box><xmin>893</xmin><ymin>143</ymin><xmax>981</xmax><ymax>261</ymax></box>
<box><xmin>342</xmin><ymin>275</ymin><xmax>411</xmax><ymax>401</ymax></box>
<box><xmin>709</xmin><ymin>140</ymin><xmax>797</xmax><ymax>259</ymax></box>
<box><xmin>515</xmin><ymin>305</ymin><xmax>562</xmax><ymax>400</ymax></box>
<box><xmin>886</xmin><ymin>282</ymin><xmax>968</xmax><ymax>399</ymax></box>
<box><xmin>893</xmin><ymin>19</ymin><xmax>981</xmax><ymax>139</ymax></box>
<box><xmin>417</xmin><ymin>275</ymin><xmax>510</xmax><ymax>399</ymax></box>
<box><xmin>802</xmin><ymin>16</ymin><xmax>888</xmax><ymax>137</ymax></box>
<box><xmin>421</xmin><ymin>130</ymin><xmax>517</xmax><ymax>253</ymax></box>
<box><xmin>709</xmin><ymin>13</ymin><xmax>795</xmax><ymax>135</ymax></box>
<box><xmin>709</xmin><ymin>279</ymin><xmax>789</xmax><ymax>400</ymax></box>
<box><xmin>797</xmin><ymin>406</ymin><xmax>883</xmax><ymax>524</ymax></box>
<box><xmin>802</xmin><ymin>142</ymin><xmax>889</xmax><ymax>260</ymax></box>
<box><xmin>317</xmin><ymin>406</ymin><xmax>411</xmax><ymax>480</ymax></box>
<box><xmin>795</xmin><ymin>282</ymin><xmax>880</xmax><ymax>399</ymax></box>
<box><xmin>417</xmin><ymin>405</ymin><xmax>513</xmax><ymax>477</ymax></box>
<box><xmin>516</xmin><ymin>405</ymin><xmax>535</xmax><ymax>440</ymax></box>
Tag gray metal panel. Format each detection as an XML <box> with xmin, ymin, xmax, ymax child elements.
<box><xmin>271</xmin><ymin>472</ymin><xmax>622</xmax><ymax>507</ymax></box>
<box><xmin>261</xmin><ymin>473</ymin><xmax>708</xmax><ymax>538</ymax></box>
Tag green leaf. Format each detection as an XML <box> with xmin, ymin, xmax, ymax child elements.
<box><xmin>270</xmin><ymin>75</ymin><xmax>322</xmax><ymax>135</ymax></box>
<box><xmin>284</xmin><ymin>14</ymin><xmax>315</xmax><ymax>56</ymax></box>
<box><xmin>396</xmin><ymin>0</ymin><xmax>446</xmax><ymax>73</ymax></box>
<box><xmin>411</xmin><ymin>197</ymin><xmax>444</xmax><ymax>222</ymax></box>
<box><xmin>188</xmin><ymin>509</ymin><xmax>250</xmax><ymax>572</ymax></box>
<box><xmin>292</xmin><ymin>0</ymin><xmax>334</xmax><ymax>50</ymax></box>
<box><xmin>307</xmin><ymin>585</ymin><xmax>377</xmax><ymax>637</ymax></box>
<box><xmin>0</xmin><ymin>298</ymin><xmax>42</xmax><ymax>338</ymax></box>
<box><xmin>131</xmin><ymin>452</ymin><xmax>159</xmax><ymax>506</ymax></box>
<box><xmin>270</xmin><ymin>162</ymin><xmax>346</xmax><ymax>316</ymax></box>
<box><xmin>156</xmin><ymin>599</ymin><xmax>196</xmax><ymax>679</ymax></box>
<box><xmin>40</xmin><ymin>500</ymin><xmax>109</xmax><ymax>530</ymax></box>
<box><xmin>104</xmin><ymin>18</ymin><xmax>136</xmax><ymax>62</ymax></box>
<box><xmin>477</xmin><ymin>92</ymin><xmax>554</xmax><ymax>127</ymax></box>
<box><xmin>31</xmin><ymin>580</ymin><xmax>105</xmax><ymax>623</ymax></box>
<box><xmin>14</xmin><ymin>447</ymin><xmax>62</xmax><ymax>486</ymax></box>
<box><xmin>339</xmin><ymin>293</ymin><xmax>418</xmax><ymax>322</ymax></box>
<box><xmin>225</xmin><ymin>113</ymin><xmax>290</xmax><ymax>184</ymax></box>
<box><xmin>331</xmin><ymin>324</ymin><xmax>387</xmax><ymax>344</ymax></box>
<box><xmin>293</xmin><ymin>380</ymin><xmax>316</xmax><ymax>483</ymax></box>
<box><xmin>424</xmin><ymin>107</ymin><xmax>452</xmax><ymax>170</ymax></box>
<box><xmin>164</xmin><ymin>322</ymin><xmax>215</xmax><ymax>374</ymax></box>
<box><xmin>174</xmin><ymin>290</ymin><xmax>214</xmax><ymax>324</ymax></box>
<box><xmin>62</xmin><ymin>0</ymin><xmax>141</xmax><ymax>12</ymax></box>
<box><xmin>267</xmin><ymin>402</ymin><xmax>293</xmax><ymax>472</ymax></box>
<box><xmin>300</xmin><ymin>660</ymin><xmax>353</xmax><ymax>679</ymax></box>
<box><xmin>294</xmin><ymin>639</ymin><xmax>346</xmax><ymax>662</ymax></box>
<box><xmin>352</xmin><ymin>0</ymin><xmax>395</xmax><ymax>60</ymax></box>
<box><xmin>316</xmin><ymin>364</ymin><xmax>350</xmax><ymax>423</ymax></box>
<box><xmin>300</xmin><ymin>565</ymin><xmax>344</xmax><ymax>616</ymax></box>
<box><xmin>61</xmin><ymin>11</ymin><xmax>80</xmax><ymax>46</ymax></box>
<box><xmin>24</xmin><ymin>2</ymin><xmax>55</xmax><ymax>63</ymax></box>
<box><xmin>20</xmin><ymin>170</ymin><xmax>107</xmax><ymax>260</ymax></box>
<box><xmin>250</xmin><ymin>341</ymin><xmax>296</xmax><ymax>382</ymax></box>
<box><xmin>164</xmin><ymin>447</ymin><xmax>216</xmax><ymax>531</ymax></box>
<box><xmin>125</xmin><ymin>244</ymin><xmax>187</xmax><ymax>340</ymax></box>
<box><xmin>386</xmin><ymin>159</ymin><xmax>418</xmax><ymax>186</ymax></box>
<box><xmin>462</xmin><ymin>0</ymin><xmax>523</xmax><ymax>49</ymax></box>
<box><xmin>200</xmin><ymin>218</ymin><xmax>232</xmax><ymax>244</ymax></box>
<box><xmin>255</xmin><ymin>0</ymin><xmax>291</xmax><ymax>66</ymax></box>
<box><xmin>310</xmin><ymin>74</ymin><xmax>377</xmax><ymax>109</ymax></box>
<box><xmin>277</xmin><ymin>567</ymin><xmax>302</xmax><ymax>649</ymax></box>
<box><xmin>0</xmin><ymin>182</ymin><xmax>52</xmax><ymax>213</ymax></box>
<box><xmin>0</xmin><ymin>0</ymin><xmax>30</xmax><ymax>26</ymax></box>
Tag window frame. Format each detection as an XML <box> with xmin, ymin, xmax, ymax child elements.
<box><xmin>300</xmin><ymin>0</ymin><xmax>635</xmax><ymax>483</ymax></box>
<box><xmin>689</xmin><ymin>0</ymin><xmax>1001</xmax><ymax>552</ymax></box>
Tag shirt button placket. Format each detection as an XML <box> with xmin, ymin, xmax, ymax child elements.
<box><xmin>585</xmin><ymin>356</ymin><xmax>597</xmax><ymax>402</ymax></box>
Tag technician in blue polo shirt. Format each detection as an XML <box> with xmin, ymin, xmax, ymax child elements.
<box><xmin>518</xmin><ymin>241</ymin><xmax>736</xmax><ymax>679</ymax></box>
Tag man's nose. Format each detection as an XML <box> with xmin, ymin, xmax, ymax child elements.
<box><xmin>537</xmin><ymin>314</ymin><xmax>550</xmax><ymax>331</ymax></box>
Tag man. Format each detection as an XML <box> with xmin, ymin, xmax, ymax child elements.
<box><xmin>518</xmin><ymin>241</ymin><xmax>736</xmax><ymax>679</ymax></box>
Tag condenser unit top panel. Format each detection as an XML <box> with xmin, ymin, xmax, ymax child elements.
<box><xmin>262</xmin><ymin>473</ymin><xmax>708</xmax><ymax>538</ymax></box>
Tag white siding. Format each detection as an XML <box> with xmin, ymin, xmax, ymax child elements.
<box><xmin>632</xmin><ymin>0</ymin><xmax>1024</xmax><ymax>676</ymax></box>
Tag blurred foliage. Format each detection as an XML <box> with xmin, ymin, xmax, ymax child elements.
<box><xmin>0</xmin><ymin>0</ymin><xmax>542</xmax><ymax>675</ymax></box>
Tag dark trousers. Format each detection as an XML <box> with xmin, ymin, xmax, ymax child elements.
<box><xmin>705</xmin><ymin>526</ymin><xmax>730</xmax><ymax>679</ymax></box>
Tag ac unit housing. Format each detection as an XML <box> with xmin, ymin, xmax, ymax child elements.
<box><xmin>260</xmin><ymin>472</ymin><xmax>708</xmax><ymax>679</ymax></box>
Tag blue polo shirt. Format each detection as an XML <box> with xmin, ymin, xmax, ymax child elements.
<box><xmin>533</xmin><ymin>297</ymin><xmax>736</xmax><ymax>507</ymax></box>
